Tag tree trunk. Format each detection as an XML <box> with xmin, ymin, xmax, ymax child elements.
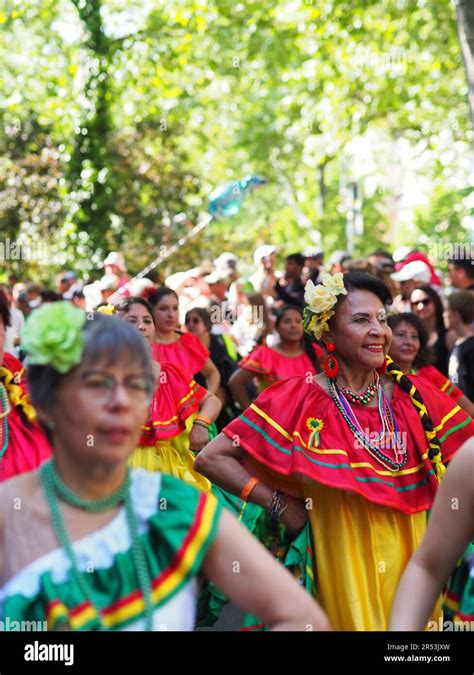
<box><xmin>455</xmin><ymin>0</ymin><xmax>474</xmax><ymax>130</ymax></box>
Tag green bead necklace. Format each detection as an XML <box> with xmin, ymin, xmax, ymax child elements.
<box><xmin>0</xmin><ymin>382</ymin><xmax>10</xmax><ymax>458</ymax></box>
<box><xmin>0</xmin><ymin>383</ymin><xmax>11</xmax><ymax>483</ymax></box>
<box><xmin>40</xmin><ymin>460</ymin><xmax>154</xmax><ymax>631</ymax></box>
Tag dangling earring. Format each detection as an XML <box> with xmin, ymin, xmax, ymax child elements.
<box><xmin>376</xmin><ymin>357</ymin><xmax>387</xmax><ymax>375</ymax></box>
<box><xmin>323</xmin><ymin>342</ymin><xmax>339</xmax><ymax>379</ymax></box>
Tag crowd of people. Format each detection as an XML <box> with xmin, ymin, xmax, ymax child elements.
<box><xmin>0</xmin><ymin>242</ymin><xmax>472</xmax><ymax>632</ymax></box>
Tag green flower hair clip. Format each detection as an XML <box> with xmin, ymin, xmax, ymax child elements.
<box><xmin>21</xmin><ymin>302</ymin><xmax>86</xmax><ymax>374</ymax></box>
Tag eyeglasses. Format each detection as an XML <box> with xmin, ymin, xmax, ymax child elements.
<box><xmin>79</xmin><ymin>374</ymin><xmax>153</xmax><ymax>405</ymax></box>
<box><xmin>186</xmin><ymin>317</ymin><xmax>201</xmax><ymax>325</ymax></box>
<box><xmin>411</xmin><ymin>298</ymin><xmax>432</xmax><ymax>308</ymax></box>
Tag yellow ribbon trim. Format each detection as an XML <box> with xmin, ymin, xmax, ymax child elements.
<box><xmin>0</xmin><ymin>366</ymin><xmax>37</xmax><ymax>422</ymax></box>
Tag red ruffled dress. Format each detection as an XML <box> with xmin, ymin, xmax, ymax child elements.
<box><xmin>0</xmin><ymin>353</ymin><xmax>52</xmax><ymax>481</ymax></box>
<box><xmin>222</xmin><ymin>374</ymin><xmax>474</xmax><ymax>630</ymax></box>
<box><xmin>238</xmin><ymin>343</ymin><xmax>321</xmax><ymax>391</ymax></box>
<box><xmin>129</xmin><ymin>362</ymin><xmax>210</xmax><ymax>491</ymax></box>
<box><xmin>151</xmin><ymin>332</ymin><xmax>209</xmax><ymax>377</ymax></box>
<box><xmin>415</xmin><ymin>364</ymin><xmax>463</xmax><ymax>402</ymax></box>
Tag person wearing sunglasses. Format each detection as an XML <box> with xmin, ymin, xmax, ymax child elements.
<box><xmin>0</xmin><ymin>303</ymin><xmax>330</xmax><ymax>632</ymax></box>
<box><xmin>410</xmin><ymin>285</ymin><xmax>449</xmax><ymax>375</ymax></box>
<box><xmin>115</xmin><ymin>297</ymin><xmax>221</xmax><ymax>490</ymax></box>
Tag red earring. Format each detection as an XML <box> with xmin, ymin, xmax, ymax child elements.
<box><xmin>376</xmin><ymin>357</ymin><xmax>387</xmax><ymax>375</ymax></box>
<box><xmin>323</xmin><ymin>342</ymin><xmax>339</xmax><ymax>379</ymax></box>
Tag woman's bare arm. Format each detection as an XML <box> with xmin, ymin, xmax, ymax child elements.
<box><xmin>195</xmin><ymin>433</ymin><xmax>307</xmax><ymax>533</ymax></box>
<box><xmin>228</xmin><ymin>368</ymin><xmax>255</xmax><ymax>411</ymax></box>
<box><xmin>200</xmin><ymin>358</ymin><xmax>220</xmax><ymax>395</ymax></box>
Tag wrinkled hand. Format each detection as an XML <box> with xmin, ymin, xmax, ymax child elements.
<box><xmin>280</xmin><ymin>496</ymin><xmax>308</xmax><ymax>534</ymax></box>
<box><xmin>189</xmin><ymin>423</ymin><xmax>209</xmax><ymax>453</ymax></box>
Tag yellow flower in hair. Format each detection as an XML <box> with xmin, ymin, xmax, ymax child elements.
<box><xmin>303</xmin><ymin>272</ymin><xmax>348</xmax><ymax>340</ymax></box>
<box><xmin>320</xmin><ymin>271</ymin><xmax>346</xmax><ymax>293</ymax></box>
<box><xmin>96</xmin><ymin>304</ymin><xmax>115</xmax><ymax>316</ymax></box>
<box><xmin>304</xmin><ymin>280</ymin><xmax>336</xmax><ymax>313</ymax></box>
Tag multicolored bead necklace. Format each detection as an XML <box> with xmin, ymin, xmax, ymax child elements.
<box><xmin>328</xmin><ymin>375</ymin><xmax>408</xmax><ymax>471</ymax></box>
<box><xmin>40</xmin><ymin>460</ymin><xmax>154</xmax><ymax>631</ymax></box>
<box><xmin>339</xmin><ymin>377</ymin><xmax>378</xmax><ymax>406</ymax></box>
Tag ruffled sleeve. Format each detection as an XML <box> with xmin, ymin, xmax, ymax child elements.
<box><xmin>408</xmin><ymin>374</ymin><xmax>474</xmax><ymax>463</ymax></box>
<box><xmin>152</xmin><ymin>333</ymin><xmax>209</xmax><ymax>377</ymax></box>
<box><xmin>238</xmin><ymin>345</ymin><xmax>274</xmax><ymax>377</ymax></box>
<box><xmin>222</xmin><ymin>375</ymin><xmax>474</xmax><ymax>514</ymax></box>
<box><xmin>141</xmin><ymin>362</ymin><xmax>207</xmax><ymax>443</ymax></box>
<box><xmin>0</xmin><ymin>354</ymin><xmax>52</xmax><ymax>481</ymax></box>
<box><xmin>417</xmin><ymin>365</ymin><xmax>463</xmax><ymax>402</ymax></box>
<box><xmin>147</xmin><ymin>473</ymin><xmax>222</xmax><ymax>584</ymax></box>
<box><xmin>0</xmin><ymin>470</ymin><xmax>222</xmax><ymax>630</ymax></box>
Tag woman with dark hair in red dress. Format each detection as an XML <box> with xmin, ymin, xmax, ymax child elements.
<box><xmin>0</xmin><ymin>292</ymin><xmax>51</xmax><ymax>481</ymax></box>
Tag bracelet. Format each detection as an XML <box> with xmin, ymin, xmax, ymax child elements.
<box><xmin>196</xmin><ymin>414</ymin><xmax>211</xmax><ymax>426</ymax></box>
<box><xmin>240</xmin><ymin>477</ymin><xmax>260</xmax><ymax>503</ymax></box>
<box><xmin>268</xmin><ymin>490</ymin><xmax>288</xmax><ymax>521</ymax></box>
<box><xmin>193</xmin><ymin>420</ymin><xmax>210</xmax><ymax>430</ymax></box>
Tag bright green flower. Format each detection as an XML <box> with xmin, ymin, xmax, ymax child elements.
<box><xmin>22</xmin><ymin>302</ymin><xmax>86</xmax><ymax>374</ymax></box>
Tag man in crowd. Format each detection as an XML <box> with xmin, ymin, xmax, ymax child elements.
<box><xmin>390</xmin><ymin>260</ymin><xmax>431</xmax><ymax>313</ymax></box>
<box><xmin>447</xmin><ymin>257</ymin><xmax>474</xmax><ymax>292</ymax></box>
<box><xmin>274</xmin><ymin>253</ymin><xmax>306</xmax><ymax>308</ymax></box>
<box><xmin>444</xmin><ymin>291</ymin><xmax>474</xmax><ymax>401</ymax></box>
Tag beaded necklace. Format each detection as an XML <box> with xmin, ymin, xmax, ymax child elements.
<box><xmin>0</xmin><ymin>383</ymin><xmax>11</xmax><ymax>458</ymax></box>
<box><xmin>328</xmin><ymin>376</ymin><xmax>408</xmax><ymax>471</ymax></box>
<box><xmin>339</xmin><ymin>377</ymin><xmax>378</xmax><ymax>406</ymax></box>
<box><xmin>40</xmin><ymin>460</ymin><xmax>154</xmax><ymax>631</ymax></box>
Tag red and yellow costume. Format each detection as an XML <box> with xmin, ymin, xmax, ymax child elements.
<box><xmin>414</xmin><ymin>364</ymin><xmax>462</xmax><ymax>403</ymax></box>
<box><xmin>238</xmin><ymin>343</ymin><xmax>322</xmax><ymax>391</ymax></box>
<box><xmin>222</xmin><ymin>374</ymin><xmax>474</xmax><ymax>630</ymax></box>
<box><xmin>0</xmin><ymin>353</ymin><xmax>52</xmax><ymax>481</ymax></box>
<box><xmin>151</xmin><ymin>332</ymin><xmax>209</xmax><ymax>377</ymax></box>
<box><xmin>128</xmin><ymin>361</ymin><xmax>210</xmax><ymax>491</ymax></box>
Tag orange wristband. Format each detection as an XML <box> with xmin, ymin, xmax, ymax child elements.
<box><xmin>240</xmin><ymin>477</ymin><xmax>260</xmax><ymax>503</ymax></box>
<box><xmin>196</xmin><ymin>414</ymin><xmax>211</xmax><ymax>425</ymax></box>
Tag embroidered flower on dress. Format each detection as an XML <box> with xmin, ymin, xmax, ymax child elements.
<box><xmin>305</xmin><ymin>417</ymin><xmax>324</xmax><ymax>449</ymax></box>
<box><xmin>306</xmin><ymin>417</ymin><xmax>324</xmax><ymax>433</ymax></box>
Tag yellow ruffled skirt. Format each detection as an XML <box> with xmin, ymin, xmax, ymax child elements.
<box><xmin>302</xmin><ymin>482</ymin><xmax>442</xmax><ymax>631</ymax></box>
<box><xmin>129</xmin><ymin>415</ymin><xmax>211</xmax><ymax>492</ymax></box>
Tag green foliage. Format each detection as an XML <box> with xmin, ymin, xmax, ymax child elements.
<box><xmin>0</xmin><ymin>0</ymin><xmax>472</xmax><ymax>282</ymax></box>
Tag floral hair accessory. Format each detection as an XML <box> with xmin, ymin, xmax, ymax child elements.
<box><xmin>303</xmin><ymin>272</ymin><xmax>347</xmax><ymax>340</ymax></box>
<box><xmin>21</xmin><ymin>302</ymin><xmax>86</xmax><ymax>374</ymax></box>
<box><xmin>96</xmin><ymin>304</ymin><xmax>115</xmax><ymax>316</ymax></box>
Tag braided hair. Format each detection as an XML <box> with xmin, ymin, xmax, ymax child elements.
<box><xmin>331</xmin><ymin>272</ymin><xmax>446</xmax><ymax>482</ymax></box>
<box><xmin>385</xmin><ymin>356</ymin><xmax>445</xmax><ymax>482</ymax></box>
